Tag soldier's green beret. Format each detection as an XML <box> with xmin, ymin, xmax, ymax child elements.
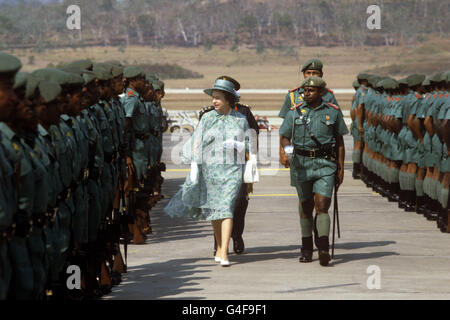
<box><xmin>301</xmin><ymin>76</ymin><xmax>326</xmax><ymax>88</ymax></box>
<box><xmin>422</xmin><ymin>77</ymin><xmax>431</xmax><ymax>87</ymax></box>
<box><xmin>13</xmin><ymin>72</ymin><xmax>27</xmax><ymax>90</ymax></box>
<box><xmin>81</xmin><ymin>70</ymin><xmax>97</xmax><ymax>85</ymax></box>
<box><xmin>25</xmin><ymin>74</ymin><xmax>39</xmax><ymax>98</ymax></box>
<box><xmin>352</xmin><ymin>80</ymin><xmax>360</xmax><ymax>89</ymax></box>
<box><xmin>216</xmin><ymin>75</ymin><xmax>240</xmax><ymax>91</ymax></box>
<box><xmin>0</xmin><ymin>52</ymin><xmax>22</xmax><ymax>75</ymax></box>
<box><xmin>367</xmin><ymin>75</ymin><xmax>380</xmax><ymax>87</ymax></box>
<box><xmin>430</xmin><ymin>72</ymin><xmax>445</xmax><ymax>83</ymax></box>
<box><xmin>38</xmin><ymin>80</ymin><xmax>62</xmax><ymax>103</ymax></box>
<box><xmin>63</xmin><ymin>59</ymin><xmax>93</xmax><ymax>71</ymax></box>
<box><xmin>406</xmin><ymin>74</ymin><xmax>426</xmax><ymax>88</ymax></box>
<box><xmin>301</xmin><ymin>58</ymin><xmax>323</xmax><ymax>72</ymax></box>
<box><xmin>123</xmin><ymin>66</ymin><xmax>144</xmax><ymax>79</ymax></box>
<box><xmin>398</xmin><ymin>78</ymin><xmax>409</xmax><ymax>87</ymax></box>
<box><xmin>105</xmin><ymin>60</ymin><xmax>122</xmax><ymax>67</ymax></box>
<box><xmin>33</xmin><ymin>68</ymin><xmax>83</xmax><ymax>87</ymax></box>
<box><xmin>146</xmin><ymin>73</ymin><xmax>159</xmax><ymax>82</ymax></box>
<box><xmin>152</xmin><ymin>80</ymin><xmax>165</xmax><ymax>91</ymax></box>
<box><xmin>357</xmin><ymin>73</ymin><xmax>370</xmax><ymax>81</ymax></box>
<box><xmin>111</xmin><ymin>65</ymin><xmax>124</xmax><ymax>77</ymax></box>
<box><xmin>383</xmin><ymin>78</ymin><xmax>398</xmax><ymax>90</ymax></box>
<box><xmin>92</xmin><ymin>65</ymin><xmax>112</xmax><ymax>81</ymax></box>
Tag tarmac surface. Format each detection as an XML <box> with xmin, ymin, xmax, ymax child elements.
<box><xmin>103</xmin><ymin>132</ymin><xmax>450</xmax><ymax>300</ymax></box>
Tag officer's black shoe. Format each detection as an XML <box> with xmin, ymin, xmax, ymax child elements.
<box><xmin>233</xmin><ymin>236</ymin><xmax>245</xmax><ymax>254</ymax></box>
<box><xmin>416</xmin><ymin>197</ymin><xmax>426</xmax><ymax>214</ymax></box>
<box><xmin>299</xmin><ymin>237</ymin><xmax>313</xmax><ymax>263</ymax></box>
<box><xmin>317</xmin><ymin>236</ymin><xmax>331</xmax><ymax>266</ymax></box>
<box><xmin>352</xmin><ymin>164</ymin><xmax>361</xmax><ymax>180</ymax></box>
<box><xmin>404</xmin><ymin>191</ymin><xmax>416</xmax><ymax>212</ymax></box>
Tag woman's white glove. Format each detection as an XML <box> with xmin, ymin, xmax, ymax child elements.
<box><xmin>223</xmin><ymin>139</ymin><xmax>245</xmax><ymax>153</ymax></box>
<box><xmin>190</xmin><ymin>162</ymin><xmax>198</xmax><ymax>183</ymax></box>
<box><xmin>244</xmin><ymin>153</ymin><xmax>259</xmax><ymax>183</ymax></box>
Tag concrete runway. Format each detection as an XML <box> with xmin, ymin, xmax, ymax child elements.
<box><xmin>103</xmin><ymin>132</ymin><xmax>450</xmax><ymax>300</ymax></box>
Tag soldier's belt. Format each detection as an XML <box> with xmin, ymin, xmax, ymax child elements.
<box><xmin>295</xmin><ymin>147</ymin><xmax>336</xmax><ymax>161</ymax></box>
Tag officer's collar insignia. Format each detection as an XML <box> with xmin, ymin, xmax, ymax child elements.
<box><xmin>289</xmin><ymin>85</ymin><xmax>302</xmax><ymax>93</ymax></box>
<box><xmin>12</xmin><ymin>143</ymin><xmax>19</xmax><ymax>151</ymax></box>
<box><xmin>326</xmin><ymin>102</ymin><xmax>339</xmax><ymax>110</ymax></box>
<box><xmin>301</xmin><ymin>109</ymin><xmax>307</xmax><ymax>114</ymax></box>
<box><xmin>290</xmin><ymin>101</ymin><xmax>304</xmax><ymax>110</ymax></box>
<box><xmin>326</xmin><ymin>115</ymin><xmax>330</xmax><ymax>120</ymax></box>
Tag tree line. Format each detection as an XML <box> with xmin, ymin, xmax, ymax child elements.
<box><xmin>0</xmin><ymin>0</ymin><xmax>448</xmax><ymax>50</ymax></box>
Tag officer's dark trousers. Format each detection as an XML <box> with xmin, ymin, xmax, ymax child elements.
<box><xmin>231</xmin><ymin>184</ymin><xmax>249</xmax><ymax>240</ymax></box>
<box><xmin>214</xmin><ymin>184</ymin><xmax>248</xmax><ymax>251</ymax></box>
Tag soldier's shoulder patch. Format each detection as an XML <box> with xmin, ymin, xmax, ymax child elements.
<box><xmin>127</xmin><ymin>90</ymin><xmax>135</xmax><ymax>97</ymax></box>
<box><xmin>290</xmin><ymin>102</ymin><xmax>303</xmax><ymax>110</ymax></box>
<box><xmin>289</xmin><ymin>86</ymin><xmax>301</xmax><ymax>93</ymax></box>
<box><xmin>327</xmin><ymin>88</ymin><xmax>334</xmax><ymax>94</ymax></box>
<box><xmin>326</xmin><ymin>102</ymin><xmax>339</xmax><ymax>110</ymax></box>
<box><xmin>416</xmin><ymin>93</ymin><xmax>423</xmax><ymax>99</ymax></box>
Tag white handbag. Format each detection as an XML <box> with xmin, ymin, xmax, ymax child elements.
<box><xmin>244</xmin><ymin>154</ymin><xmax>259</xmax><ymax>183</ymax></box>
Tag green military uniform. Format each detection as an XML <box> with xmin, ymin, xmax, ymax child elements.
<box><xmin>122</xmin><ymin>66</ymin><xmax>150</xmax><ymax>182</ymax></box>
<box><xmin>280</xmin><ymin>78</ymin><xmax>348</xmax><ymax>201</ymax></box>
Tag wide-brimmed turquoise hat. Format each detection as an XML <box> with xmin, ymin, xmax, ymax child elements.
<box><xmin>204</xmin><ymin>78</ymin><xmax>239</xmax><ymax>99</ymax></box>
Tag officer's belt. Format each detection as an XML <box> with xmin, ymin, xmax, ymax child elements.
<box><xmin>135</xmin><ymin>133</ymin><xmax>150</xmax><ymax>140</ymax></box>
<box><xmin>294</xmin><ymin>146</ymin><xmax>336</xmax><ymax>161</ymax></box>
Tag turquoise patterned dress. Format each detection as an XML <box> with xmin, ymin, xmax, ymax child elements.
<box><xmin>164</xmin><ymin>109</ymin><xmax>253</xmax><ymax>221</ymax></box>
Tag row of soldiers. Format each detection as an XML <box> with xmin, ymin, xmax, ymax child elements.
<box><xmin>350</xmin><ymin>71</ymin><xmax>450</xmax><ymax>233</ymax></box>
<box><xmin>0</xmin><ymin>52</ymin><xmax>166</xmax><ymax>300</ymax></box>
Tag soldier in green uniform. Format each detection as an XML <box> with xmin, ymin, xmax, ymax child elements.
<box><xmin>121</xmin><ymin>66</ymin><xmax>150</xmax><ymax>244</ymax></box>
<box><xmin>437</xmin><ymin>72</ymin><xmax>450</xmax><ymax>232</ymax></box>
<box><xmin>279</xmin><ymin>77</ymin><xmax>348</xmax><ymax>266</ymax></box>
<box><xmin>279</xmin><ymin>59</ymin><xmax>340</xmax><ymax>167</ymax></box>
<box><xmin>0</xmin><ymin>52</ymin><xmax>22</xmax><ymax>300</ymax></box>
<box><xmin>0</xmin><ymin>52</ymin><xmax>36</xmax><ymax>299</ymax></box>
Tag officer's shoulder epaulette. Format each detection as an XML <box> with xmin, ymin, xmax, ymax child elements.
<box><xmin>289</xmin><ymin>86</ymin><xmax>301</xmax><ymax>93</ymax></box>
<box><xmin>290</xmin><ymin>102</ymin><xmax>303</xmax><ymax>110</ymax></box>
<box><xmin>327</xmin><ymin>88</ymin><xmax>334</xmax><ymax>94</ymax></box>
<box><xmin>199</xmin><ymin>105</ymin><xmax>215</xmax><ymax>119</ymax></box>
<box><xmin>236</xmin><ymin>103</ymin><xmax>250</xmax><ymax>109</ymax></box>
<box><xmin>326</xmin><ymin>102</ymin><xmax>339</xmax><ymax>110</ymax></box>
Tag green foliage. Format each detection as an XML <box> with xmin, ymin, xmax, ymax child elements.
<box><xmin>256</xmin><ymin>41</ymin><xmax>265</xmax><ymax>54</ymax></box>
<box><xmin>203</xmin><ymin>37</ymin><xmax>212</xmax><ymax>52</ymax></box>
<box><xmin>240</xmin><ymin>15</ymin><xmax>257</xmax><ymax>32</ymax></box>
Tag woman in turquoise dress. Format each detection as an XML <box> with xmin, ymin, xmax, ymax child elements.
<box><xmin>164</xmin><ymin>78</ymin><xmax>254</xmax><ymax>266</ymax></box>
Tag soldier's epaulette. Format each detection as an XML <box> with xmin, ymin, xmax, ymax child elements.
<box><xmin>326</xmin><ymin>102</ymin><xmax>339</xmax><ymax>110</ymax></box>
<box><xmin>327</xmin><ymin>88</ymin><xmax>334</xmax><ymax>94</ymax></box>
<box><xmin>289</xmin><ymin>86</ymin><xmax>301</xmax><ymax>93</ymax></box>
<box><xmin>290</xmin><ymin>102</ymin><xmax>303</xmax><ymax>110</ymax></box>
<box><xmin>199</xmin><ymin>105</ymin><xmax>215</xmax><ymax>119</ymax></box>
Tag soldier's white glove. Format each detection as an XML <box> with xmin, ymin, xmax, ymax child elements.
<box><xmin>190</xmin><ymin>162</ymin><xmax>198</xmax><ymax>183</ymax></box>
<box><xmin>284</xmin><ymin>145</ymin><xmax>294</xmax><ymax>161</ymax></box>
<box><xmin>223</xmin><ymin>139</ymin><xmax>245</xmax><ymax>153</ymax></box>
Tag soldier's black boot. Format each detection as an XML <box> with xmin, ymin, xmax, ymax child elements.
<box><xmin>398</xmin><ymin>190</ymin><xmax>407</xmax><ymax>209</ymax></box>
<box><xmin>392</xmin><ymin>183</ymin><xmax>400</xmax><ymax>202</ymax></box>
<box><xmin>317</xmin><ymin>236</ymin><xmax>331</xmax><ymax>266</ymax></box>
<box><xmin>299</xmin><ymin>237</ymin><xmax>313</xmax><ymax>263</ymax></box>
<box><xmin>404</xmin><ymin>191</ymin><xmax>416</xmax><ymax>212</ymax></box>
<box><xmin>416</xmin><ymin>196</ymin><xmax>426</xmax><ymax>214</ymax></box>
<box><xmin>440</xmin><ymin>207</ymin><xmax>449</xmax><ymax>233</ymax></box>
<box><xmin>352</xmin><ymin>163</ymin><xmax>361</xmax><ymax>180</ymax></box>
<box><xmin>426</xmin><ymin>200</ymin><xmax>439</xmax><ymax>221</ymax></box>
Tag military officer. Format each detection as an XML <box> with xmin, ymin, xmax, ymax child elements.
<box><xmin>279</xmin><ymin>76</ymin><xmax>348</xmax><ymax>266</ymax></box>
<box><xmin>279</xmin><ymin>58</ymin><xmax>340</xmax><ymax>167</ymax></box>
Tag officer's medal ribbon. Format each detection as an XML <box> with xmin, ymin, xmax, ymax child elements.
<box><xmin>326</xmin><ymin>115</ymin><xmax>330</xmax><ymax>125</ymax></box>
